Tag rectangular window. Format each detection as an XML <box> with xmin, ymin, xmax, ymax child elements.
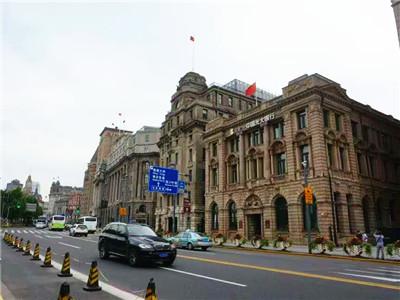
<box><xmin>189</xmin><ymin>110</ymin><xmax>193</xmax><ymax>119</ymax></box>
<box><xmin>327</xmin><ymin>143</ymin><xmax>333</xmax><ymax>167</ymax></box>
<box><xmin>369</xmin><ymin>156</ymin><xmax>375</xmax><ymax>177</ymax></box>
<box><xmin>339</xmin><ymin>147</ymin><xmax>346</xmax><ymax>170</ymax></box>
<box><xmin>212</xmin><ymin>167</ymin><xmax>218</xmax><ymax>186</ymax></box>
<box><xmin>297</xmin><ymin>109</ymin><xmax>307</xmax><ymax>129</ymax></box>
<box><xmin>189</xmin><ymin>131</ymin><xmax>192</xmax><ymax>142</ymax></box>
<box><xmin>323</xmin><ymin>110</ymin><xmax>330</xmax><ymax>128</ymax></box>
<box><xmin>300</xmin><ymin>144</ymin><xmax>309</xmax><ymax>165</ymax></box>
<box><xmin>230</xmin><ymin>164</ymin><xmax>238</xmax><ymax>184</ymax></box>
<box><xmin>357</xmin><ymin>153</ymin><xmax>363</xmax><ymax>174</ymax></box>
<box><xmin>362</xmin><ymin>125</ymin><xmax>369</xmax><ymax>142</ymax></box>
<box><xmin>217</xmin><ymin>94</ymin><xmax>222</xmax><ymax>105</ymax></box>
<box><xmin>230</xmin><ymin>139</ymin><xmax>235</xmax><ymax>153</ymax></box>
<box><xmin>189</xmin><ymin>149</ymin><xmax>193</xmax><ymax>162</ymax></box>
<box><xmin>228</xmin><ymin>97</ymin><xmax>233</xmax><ymax>107</ymax></box>
<box><xmin>239</xmin><ymin>100</ymin><xmax>242</xmax><ymax>110</ymax></box>
<box><xmin>177</xmin><ymin>115</ymin><xmax>180</xmax><ymax>125</ymax></box>
<box><xmin>202</xmin><ymin>109</ymin><xmax>208</xmax><ymax>120</ymax></box>
<box><xmin>351</xmin><ymin>121</ymin><xmax>358</xmax><ymax>138</ymax></box>
<box><xmin>273</xmin><ymin>121</ymin><xmax>284</xmax><ymax>139</ymax></box>
<box><xmin>175</xmin><ymin>152</ymin><xmax>178</xmax><ymax>164</ymax></box>
<box><xmin>276</xmin><ymin>153</ymin><xmax>286</xmax><ymax>175</ymax></box>
<box><xmin>188</xmin><ymin>191</ymin><xmax>191</xmax><ymax>200</ymax></box>
<box><xmin>334</xmin><ymin>192</ymin><xmax>341</xmax><ymax>233</ymax></box>
<box><xmin>145</xmin><ymin>134</ymin><xmax>149</xmax><ymax>142</ymax></box>
<box><xmin>259</xmin><ymin>158</ymin><xmax>264</xmax><ymax>178</ymax></box>
<box><xmin>335</xmin><ymin>114</ymin><xmax>341</xmax><ymax>131</ymax></box>
<box><xmin>212</xmin><ymin>143</ymin><xmax>217</xmax><ymax>157</ymax></box>
<box><xmin>347</xmin><ymin>194</ymin><xmax>356</xmax><ymax>234</ymax></box>
<box><xmin>188</xmin><ymin>169</ymin><xmax>192</xmax><ymax>182</ymax></box>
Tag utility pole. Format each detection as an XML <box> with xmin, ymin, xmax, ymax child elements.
<box><xmin>302</xmin><ymin>160</ymin><xmax>312</xmax><ymax>254</ymax></box>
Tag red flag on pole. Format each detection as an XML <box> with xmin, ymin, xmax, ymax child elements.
<box><xmin>245</xmin><ymin>83</ymin><xmax>256</xmax><ymax>97</ymax></box>
<box><xmin>190</xmin><ymin>36</ymin><xmax>195</xmax><ymax>42</ymax></box>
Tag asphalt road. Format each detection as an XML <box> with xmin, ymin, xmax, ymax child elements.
<box><xmin>1</xmin><ymin>227</ymin><xmax>400</xmax><ymax>300</ymax></box>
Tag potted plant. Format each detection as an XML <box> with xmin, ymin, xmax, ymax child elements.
<box><xmin>251</xmin><ymin>235</ymin><xmax>262</xmax><ymax>248</ymax></box>
<box><xmin>386</xmin><ymin>240</ymin><xmax>400</xmax><ymax>257</ymax></box>
<box><xmin>343</xmin><ymin>236</ymin><xmax>372</xmax><ymax>257</ymax></box>
<box><xmin>213</xmin><ymin>233</ymin><xmax>226</xmax><ymax>246</ymax></box>
<box><xmin>310</xmin><ymin>236</ymin><xmax>335</xmax><ymax>254</ymax></box>
<box><xmin>233</xmin><ymin>233</ymin><xmax>243</xmax><ymax>247</ymax></box>
<box><xmin>273</xmin><ymin>235</ymin><xmax>292</xmax><ymax>251</ymax></box>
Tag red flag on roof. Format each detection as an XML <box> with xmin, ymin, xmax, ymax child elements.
<box><xmin>245</xmin><ymin>82</ymin><xmax>256</xmax><ymax>97</ymax></box>
<box><xmin>190</xmin><ymin>36</ymin><xmax>195</xmax><ymax>42</ymax></box>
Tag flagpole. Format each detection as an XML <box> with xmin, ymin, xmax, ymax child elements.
<box><xmin>255</xmin><ymin>83</ymin><xmax>258</xmax><ymax>106</ymax></box>
<box><xmin>192</xmin><ymin>40</ymin><xmax>195</xmax><ymax>72</ymax></box>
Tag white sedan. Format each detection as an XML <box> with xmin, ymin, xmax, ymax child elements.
<box><xmin>35</xmin><ymin>221</ymin><xmax>47</xmax><ymax>229</ymax></box>
<box><xmin>69</xmin><ymin>224</ymin><xmax>88</xmax><ymax>237</ymax></box>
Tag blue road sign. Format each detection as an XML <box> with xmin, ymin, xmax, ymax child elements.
<box><xmin>178</xmin><ymin>180</ymin><xmax>186</xmax><ymax>193</ymax></box>
<box><xmin>148</xmin><ymin>166</ymin><xmax>178</xmax><ymax>194</ymax></box>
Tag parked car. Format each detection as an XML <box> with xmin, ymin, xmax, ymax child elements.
<box><xmin>35</xmin><ymin>220</ymin><xmax>47</xmax><ymax>229</ymax></box>
<box><xmin>168</xmin><ymin>230</ymin><xmax>212</xmax><ymax>251</ymax></box>
<box><xmin>69</xmin><ymin>224</ymin><xmax>88</xmax><ymax>237</ymax></box>
<box><xmin>98</xmin><ymin>222</ymin><xmax>176</xmax><ymax>267</ymax></box>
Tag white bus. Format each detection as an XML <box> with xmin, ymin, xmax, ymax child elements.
<box><xmin>77</xmin><ymin>216</ymin><xmax>97</xmax><ymax>233</ymax></box>
<box><xmin>48</xmin><ymin>215</ymin><xmax>66</xmax><ymax>231</ymax></box>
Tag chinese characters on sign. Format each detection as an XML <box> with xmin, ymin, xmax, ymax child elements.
<box><xmin>148</xmin><ymin>166</ymin><xmax>179</xmax><ymax>194</ymax></box>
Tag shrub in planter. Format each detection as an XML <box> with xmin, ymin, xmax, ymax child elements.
<box><xmin>273</xmin><ymin>235</ymin><xmax>292</xmax><ymax>251</ymax></box>
<box><xmin>233</xmin><ymin>233</ymin><xmax>244</xmax><ymax>247</ymax></box>
<box><xmin>213</xmin><ymin>233</ymin><xmax>226</xmax><ymax>246</ymax></box>
<box><xmin>343</xmin><ymin>236</ymin><xmax>372</xmax><ymax>257</ymax></box>
<box><xmin>156</xmin><ymin>228</ymin><xmax>164</xmax><ymax>237</ymax></box>
<box><xmin>386</xmin><ymin>240</ymin><xmax>400</xmax><ymax>257</ymax></box>
<box><xmin>310</xmin><ymin>236</ymin><xmax>335</xmax><ymax>254</ymax></box>
<box><xmin>250</xmin><ymin>235</ymin><xmax>261</xmax><ymax>248</ymax></box>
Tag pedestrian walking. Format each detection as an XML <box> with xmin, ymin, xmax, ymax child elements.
<box><xmin>374</xmin><ymin>230</ymin><xmax>385</xmax><ymax>260</ymax></box>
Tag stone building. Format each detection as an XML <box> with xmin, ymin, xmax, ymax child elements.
<box><xmin>156</xmin><ymin>72</ymin><xmax>275</xmax><ymax>233</ymax></box>
<box><xmin>203</xmin><ymin>73</ymin><xmax>400</xmax><ymax>243</ymax></box>
<box><xmin>6</xmin><ymin>179</ymin><xmax>23</xmax><ymax>191</ymax></box>
<box><xmin>49</xmin><ymin>181</ymin><xmax>84</xmax><ymax>216</ymax></box>
<box><xmin>81</xmin><ymin>150</ymin><xmax>98</xmax><ymax>216</ymax></box>
<box><xmin>392</xmin><ymin>0</ymin><xmax>400</xmax><ymax>45</ymax></box>
<box><xmin>95</xmin><ymin>126</ymin><xmax>160</xmax><ymax>228</ymax></box>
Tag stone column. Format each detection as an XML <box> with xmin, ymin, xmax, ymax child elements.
<box><xmin>263</xmin><ymin>125</ymin><xmax>271</xmax><ymax>180</ymax></box>
<box><xmin>239</xmin><ymin>133</ymin><xmax>245</xmax><ymax>185</ymax></box>
<box><xmin>205</xmin><ymin>145</ymin><xmax>210</xmax><ymax>193</ymax></box>
<box><xmin>218</xmin><ymin>137</ymin><xmax>226</xmax><ymax>192</ymax></box>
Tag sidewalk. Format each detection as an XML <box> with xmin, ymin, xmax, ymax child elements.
<box><xmin>218</xmin><ymin>241</ymin><xmax>400</xmax><ymax>262</ymax></box>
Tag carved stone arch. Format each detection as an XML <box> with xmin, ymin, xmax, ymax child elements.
<box><xmin>272</xmin><ymin>193</ymin><xmax>288</xmax><ymax>205</ymax></box>
<box><xmin>244</xmin><ymin>194</ymin><xmax>263</xmax><ymax>209</ymax></box>
<box><xmin>270</xmin><ymin>140</ymin><xmax>285</xmax><ymax>153</ymax></box>
<box><xmin>247</xmin><ymin>147</ymin><xmax>257</xmax><ymax>157</ymax></box>
<box><xmin>324</xmin><ymin>129</ymin><xmax>336</xmax><ymax>140</ymax></box>
<box><xmin>226</xmin><ymin>154</ymin><xmax>238</xmax><ymax>163</ymax></box>
<box><xmin>294</xmin><ymin>132</ymin><xmax>308</xmax><ymax>142</ymax></box>
<box><xmin>338</xmin><ymin>134</ymin><xmax>348</xmax><ymax>144</ymax></box>
<box><xmin>210</xmin><ymin>158</ymin><xmax>218</xmax><ymax>167</ymax></box>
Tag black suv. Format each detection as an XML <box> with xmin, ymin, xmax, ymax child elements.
<box><xmin>98</xmin><ymin>222</ymin><xmax>176</xmax><ymax>266</ymax></box>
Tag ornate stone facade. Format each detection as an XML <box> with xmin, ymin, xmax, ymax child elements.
<box><xmin>204</xmin><ymin>74</ymin><xmax>400</xmax><ymax>243</ymax></box>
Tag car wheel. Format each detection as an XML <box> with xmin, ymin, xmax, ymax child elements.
<box><xmin>187</xmin><ymin>243</ymin><xmax>194</xmax><ymax>250</ymax></box>
<box><xmin>99</xmin><ymin>243</ymin><xmax>109</xmax><ymax>259</ymax></box>
<box><xmin>85</xmin><ymin>234</ymin><xmax>88</xmax><ymax>237</ymax></box>
<box><xmin>69</xmin><ymin>231</ymin><xmax>72</xmax><ymax>236</ymax></box>
<box><xmin>128</xmin><ymin>251</ymin><xmax>138</xmax><ymax>267</ymax></box>
<box><xmin>201</xmin><ymin>247</ymin><xmax>208</xmax><ymax>251</ymax></box>
<box><xmin>162</xmin><ymin>259</ymin><xmax>175</xmax><ymax>267</ymax></box>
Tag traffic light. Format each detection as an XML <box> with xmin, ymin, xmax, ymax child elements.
<box><xmin>76</xmin><ymin>207</ymin><xmax>80</xmax><ymax>215</ymax></box>
<box><xmin>16</xmin><ymin>203</ymin><xmax>21</xmax><ymax>209</ymax></box>
<box><xmin>304</xmin><ymin>187</ymin><xmax>313</xmax><ymax>205</ymax></box>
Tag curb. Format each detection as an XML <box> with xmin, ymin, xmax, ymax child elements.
<box><xmin>214</xmin><ymin>245</ymin><xmax>400</xmax><ymax>265</ymax></box>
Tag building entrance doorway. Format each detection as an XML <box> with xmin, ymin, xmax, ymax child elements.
<box><xmin>168</xmin><ymin>217</ymin><xmax>173</xmax><ymax>232</ymax></box>
<box><xmin>247</xmin><ymin>214</ymin><xmax>262</xmax><ymax>238</ymax></box>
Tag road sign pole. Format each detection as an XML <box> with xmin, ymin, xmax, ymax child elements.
<box><xmin>173</xmin><ymin>194</ymin><xmax>177</xmax><ymax>234</ymax></box>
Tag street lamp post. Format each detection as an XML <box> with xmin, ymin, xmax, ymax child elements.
<box><xmin>302</xmin><ymin>160</ymin><xmax>312</xmax><ymax>254</ymax></box>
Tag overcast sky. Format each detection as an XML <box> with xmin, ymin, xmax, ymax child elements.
<box><xmin>1</xmin><ymin>0</ymin><xmax>399</xmax><ymax>200</ymax></box>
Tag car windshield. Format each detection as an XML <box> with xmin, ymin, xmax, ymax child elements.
<box><xmin>192</xmin><ymin>233</ymin><xmax>207</xmax><ymax>238</ymax></box>
<box><xmin>78</xmin><ymin>225</ymin><xmax>87</xmax><ymax>229</ymax></box>
<box><xmin>127</xmin><ymin>224</ymin><xmax>157</xmax><ymax>237</ymax></box>
<box><xmin>53</xmin><ymin>216</ymin><xmax>64</xmax><ymax>221</ymax></box>
<box><xmin>85</xmin><ymin>218</ymin><xmax>96</xmax><ymax>222</ymax></box>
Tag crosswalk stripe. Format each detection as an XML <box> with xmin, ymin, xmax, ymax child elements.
<box><xmin>11</xmin><ymin>230</ymin><xmax>15</xmax><ymax>233</ymax></box>
<box><xmin>17</xmin><ymin>230</ymin><xmax>21</xmax><ymax>233</ymax></box>
<box><xmin>345</xmin><ymin>269</ymin><xmax>400</xmax><ymax>278</ymax></box>
<box><xmin>29</xmin><ymin>230</ymin><xmax>34</xmax><ymax>233</ymax></box>
<box><xmin>23</xmin><ymin>230</ymin><xmax>28</xmax><ymax>233</ymax></box>
<box><xmin>336</xmin><ymin>272</ymin><xmax>400</xmax><ymax>283</ymax></box>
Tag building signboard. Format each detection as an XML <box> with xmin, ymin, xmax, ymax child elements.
<box><xmin>231</xmin><ymin>112</ymin><xmax>275</xmax><ymax>136</ymax></box>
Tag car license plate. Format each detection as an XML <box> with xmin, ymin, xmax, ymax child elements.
<box><xmin>159</xmin><ymin>252</ymin><xmax>169</xmax><ymax>258</ymax></box>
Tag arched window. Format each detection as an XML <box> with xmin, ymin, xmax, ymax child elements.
<box><xmin>138</xmin><ymin>205</ymin><xmax>146</xmax><ymax>213</ymax></box>
<box><xmin>228</xmin><ymin>201</ymin><xmax>237</xmax><ymax>230</ymax></box>
<box><xmin>275</xmin><ymin>197</ymin><xmax>288</xmax><ymax>231</ymax></box>
<box><xmin>302</xmin><ymin>195</ymin><xmax>318</xmax><ymax>230</ymax></box>
<box><xmin>211</xmin><ymin>203</ymin><xmax>219</xmax><ymax>230</ymax></box>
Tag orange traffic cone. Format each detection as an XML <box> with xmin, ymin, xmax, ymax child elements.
<box><xmin>83</xmin><ymin>261</ymin><xmax>101</xmax><ymax>291</ymax></box>
<box><xmin>145</xmin><ymin>278</ymin><xmax>158</xmax><ymax>300</ymax></box>
<box><xmin>31</xmin><ymin>243</ymin><xmax>41</xmax><ymax>261</ymax></box>
<box><xmin>41</xmin><ymin>247</ymin><xmax>53</xmax><ymax>267</ymax></box>
<box><xmin>58</xmin><ymin>252</ymin><xmax>73</xmax><ymax>277</ymax></box>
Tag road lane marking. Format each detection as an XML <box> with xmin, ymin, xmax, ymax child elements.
<box><xmin>17</xmin><ymin>230</ymin><xmax>21</xmax><ymax>233</ymax></box>
<box><xmin>73</xmin><ymin>258</ymin><xmax>79</xmax><ymax>262</ymax></box>
<box><xmin>34</xmin><ymin>234</ymin><xmax>43</xmax><ymax>239</ymax></box>
<box><xmin>11</xmin><ymin>230</ymin><xmax>14</xmax><ymax>233</ymax></box>
<box><xmin>336</xmin><ymin>272</ymin><xmax>400</xmax><ymax>283</ymax></box>
<box><xmin>344</xmin><ymin>269</ymin><xmax>400</xmax><ymax>277</ymax></box>
<box><xmin>99</xmin><ymin>269</ymin><xmax>110</xmax><ymax>282</ymax></box>
<box><xmin>161</xmin><ymin>267</ymin><xmax>247</xmax><ymax>287</ymax></box>
<box><xmin>374</xmin><ymin>268</ymin><xmax>400</xmax><ymax>274</ymax></box>
<box><xmin>58</xmin><ymin>242</ymin><xmax>81</xmax><ymax>249</ymax></box>
<box><xmin>33</xmin><ymin>252</ymin><xmax>144</xmax><ymax>300</ymax></box>
<box><xmin>29</xmin><ymin>230</ymin><xmax>34</xmax><ymax>233</ymax></box>
<box><xmin>51</xmin><ymin>232</ymin><xmax>97</xmax><ymax>243</ymax></box>
<box><xmin>177</xmin><ymin>254</ymin><xmax>400</xmax><ymax>291</ymax></box>
<box><xmin>23</xmin><ymin>230</ymin><xmax>28</xmax><ymax>233</ymax></box>
<box><xmin>45</xmin><ymin>235</ymin><xmax>62</xmax><ymax>239</ymax></box>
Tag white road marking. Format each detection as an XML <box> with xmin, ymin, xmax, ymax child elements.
<box><xmin>73</xmin><ymin>258</ymin><xmax>79</xmax><ymax>262</ymax></box>
<box><xmin>374</xmin><ymin>268</ymin><xmax>400</xmax><ymax>274</ymax></box>
<box><xmin>34</xmin><ymin>234</ymin><xmax>43</xmax><ymax>239</ymax></box>
<box><xmin>44</xmin><ymin>235</ymin><xmax>62</xmax><ymax>239</ymax></box>
<box><xmin>161</xmin><ymin>267</ymin><xmax>247</xmax><ymax>287</ymax></box>
<box><xmin>17</xmin><ymin>230</ymin><xmax>21</xmax><ymax>233</ymax></box>
<box><xmin>11</xmin><ymin>230</ymin><xmax>15</xmax><ymax>233</ymax></box>
<box><xmin>336</xmin><ymin>272</ymin><xmax>400</xmax><ymax>282</ymax></box>
<box><xmin>23</xmin><ymin>230</ymin><xmax>28</xmax><ymax>233</ymax></box>
<box><xmin>85</xmin><ymin>262</ymin><xmax>91</xmax><ymax>265</ymax></box>
<box><xmin>345</xmin><ymin>269</ymin><xmax>400</xmax><ymax>277</ymax></box>
<box><xmin>99</xmin><ymin>269</ymin><xmax>110</xmax><ymax>282</ymax></box>
<box><xmin>33</xmin><ymin>252</ymin><xmax>144</xmax><ymax>300</ymax></box>
<box><xmin>29</xmin><ymin>230</ymin><xmax>35</xmax><ymax>233</ymax></box>
<box><xmin>58</xmin><ymin>242</ymin><xmax>81</xmax><ymax>249</ymax></box>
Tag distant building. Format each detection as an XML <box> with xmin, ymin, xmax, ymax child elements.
<box><xmin>49</xmin><ymin>181</ymin><xmax>83</xmax><ymax>216</ymax></box>
<box><xmin>6</xmin><ymin>179</ymin><xmax>23</xmax><ymax>191</ymax></box>
<box><xmin>23</xmin><ymin>175</ymin><xmax>33</xmax><ymax>195</ymax></box>
<box><xmin>392</xmin><ymin>0</ymin><xmax>400</xmax><ymax>45</ymax></box>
